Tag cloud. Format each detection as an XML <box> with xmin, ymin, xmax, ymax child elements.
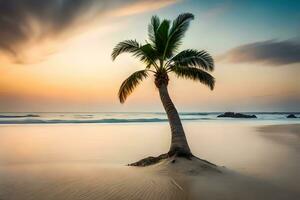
<box><xmin>0</xmin><ymin>0</ymin><xmax>176</xmax><ymax>64</ymax></box>
<box><xmin>219</xmin><ymin>39</ymin><xmax>300</xmax><ymax>66</ymax></box>
<box><xmin>107</xmin><ymin>0</ymin><xmax>176</xmax><ymax>17</ymax></box>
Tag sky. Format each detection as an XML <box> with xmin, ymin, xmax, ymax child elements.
<box><xmin>0</xmin><ymin>0</ymin><xmax>299</xmax><ymax>112</ymax></box>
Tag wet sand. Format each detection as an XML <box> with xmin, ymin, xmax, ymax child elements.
<box><xmin>0</xmin><ymin>122</ymin><xmax>300</xmax><ymax>199</ymax></box>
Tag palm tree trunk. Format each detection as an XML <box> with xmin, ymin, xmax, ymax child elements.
<box><xmin>158</xmin><ymin>83</ymin><xmax>192</xmax><ymax>157</ymax></box>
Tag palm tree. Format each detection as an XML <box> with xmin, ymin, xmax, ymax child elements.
<box><xmin>112</xmin><ymin>13</ymin><xmax>215</xmax><ymax>159</ymax></box>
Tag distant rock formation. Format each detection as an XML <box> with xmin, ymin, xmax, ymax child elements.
<box><xmin>217</xmin><ymin>112</ymin><xmax>257</xmax><ymax>118</ymax></box>
<box><xmin>286</xmin><ymin>114</ymin><xmax>297</xmax><ymax>118</ymax></box>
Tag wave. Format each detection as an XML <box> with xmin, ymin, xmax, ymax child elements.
<box><xmin>180</xmin><ymin>112</ymin><xmax>212</xmax><ymax>116</ymax></box>
<box><xmin>154</xmin><ymin>112</ymin><xmax>213</xmax><ymax>116</ymax></box>
<box><xmin>73</xmin><ymin>114</ymin><xmax>94</xmax><ymax>119</ymax></box>
<box><xmin>0</xmin><ymin>118</ymin><xmax>206</xmax><ymax>124</ymax></box>
<box><xmin>0</xmin><ymin>114</ymin><xmax>40</xmax><ymax>118</ymax></box>
<box><xmin>243</xmin><ymin>112</ymin><xmax>300</xmax><ymax>115</ymax></box>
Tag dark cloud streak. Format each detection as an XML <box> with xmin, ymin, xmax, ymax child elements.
<box><xmin>0</xmin><ymin>0</ymin><xmax>96</xmax><ymax>57</ymax></box>
<box><xmin>219</xmin><ymin>39</ymin><xmax>300</xmax><ymax>66</ymax></box>
<box><xmin>0</xmin><ymin>0</ymin><xmax>174</xmax><ymax>63</ymax></box>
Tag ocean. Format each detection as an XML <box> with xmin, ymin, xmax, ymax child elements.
<box><xmin>0</xmin><ymin>112</ymin><xmax>299</xmax><ymax>124</ymax></box>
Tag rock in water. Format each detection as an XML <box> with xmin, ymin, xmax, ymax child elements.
<box><xmin>217</xmin><ymin>112</ymin><xmax>257</xmax><ymax>118</ymax></box>
<box><xmin>287</xmin><ymin>114</ymin><xmax>297</xmax><ymax>118</ymax></box>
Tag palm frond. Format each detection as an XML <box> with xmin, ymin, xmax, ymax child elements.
<box><xmin>111</xmin><ymin>40</ymin><xmax>140</xmax><ymax>61</ymax></box>
<box><xmin>170</xmin><ymin>65</ymin><xmax>215</xmax><ymax>90</ymax></box>
<box><xmin>148</xmin><ymin>15</ymin><xmax>160</xmax><ymax>47</ymax></box>
<box><xmin>163</xmin><ymin>13</ymin><xmax>194</xmax><ymax>58</ymax></box>
<box><xmin>138</xmin><ymin>43</ymin><xmax>157</xmax><ymax>63</ymax></box>
<box><xmin>112</xmin><ymin>40</ymin><xmax>158</xmax><ymax>66</ymax></box>
<box><xmin>118</xmin><ymin>70</ymin><xmax>149</xmax><ymax>103</ymax></box>
<box><xmin>170</xmin><ymin>49</ymin><xmax>214</xmax><ymax>71</ymax></box>
<box><xmin>155</xmin><ymin>19</ymin><xmax>171</xmax><ymax>57</ymax></box>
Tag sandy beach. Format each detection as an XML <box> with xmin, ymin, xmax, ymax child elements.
<box><xmin>0</xmin><ymin>121</ymin><xmax>299</xmax><ymax>200</ymax></box>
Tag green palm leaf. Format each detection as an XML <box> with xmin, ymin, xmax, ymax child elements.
<box><xmin>170</xmin><ymin>49</ymin><xmax>214</xmax><ymax>71</ymax></box>
<box><xmin>148</xmin><ymin>15</ymin><xmax>160</xmax><ymax>46</ymax></box>
<box><xmin>112</xmin><ymin>40</ymin><xmax>157</xmax><ymax>65</ymax></box>
<box><xmin>118</xmin><ymin>70</ymin><xmax>149</xmax><ymax>103</ymax></box>
<box><xmin>138</xmin><ymin>43</ymin><xmax>158</xmax><ymax>64</ymax></box>
<box><xmin>163</xmin><ymin>13</ymin><xmax>194</xmax><ymax>58</ymax></box>
<box><xmin>111</xmin><ymin>40</ymin><xmax>140</xmax><ymax>60</ymax></box>
<box><xmin>170</xmin><ymin>65</ymin><xmax>215</xmax><ymax>90</ymax></box>
<box><xmin>155</xmin><ymin>19</ymin><xmax>171</xmax><ymax>57</ymax></box>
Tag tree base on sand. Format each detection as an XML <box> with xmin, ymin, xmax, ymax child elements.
<box><xmin>128</xmin><ymin>150</ymin><xmax>217</xmax><ymax>168</ymax></box>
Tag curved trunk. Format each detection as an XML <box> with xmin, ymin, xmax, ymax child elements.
<box><xmin>158</xmin><ymin>83</ymin><xmax>192</xmax><ymax>157</ymax></box>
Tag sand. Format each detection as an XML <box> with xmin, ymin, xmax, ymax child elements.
<box><xmin>0</xmin><ymin>123</ymin><xmax>300</xmax><ymax>199</ymax></box>
<box><xmin>1</xmin><ymin>157</ymin><xmax>298</xmax><ymax>200</ymax></box>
